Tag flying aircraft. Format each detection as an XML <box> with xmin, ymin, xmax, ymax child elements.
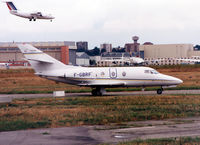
<box><xmin>4</xmin><ymin>1</ymin><xmax>55</xmax><ymax>21</ymax></box>
<box><xmin>17</xmin><ymin>44</ymin><xmax>183</xmax><ymax>95</ymax></box>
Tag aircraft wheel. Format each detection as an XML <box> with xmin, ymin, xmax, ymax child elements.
<box><xmin>92</xmin><ymin>88</ymin><xmax>105</xmax><ymax>96</ymax></box>
<box><xmin>157</xmin><ymin>89</ymin><xmax>163</xmax><ymax>95</ymax></box>
<box><xmin>34</xmin><ymin>19</ymin><xmax>36</xmax><ymax>21</ymax></box>
<box><xmin>92</xmin><ymin>89</ymin><xmax>97</xmax><ymax>96</ymax></box>
<box><xmin>96</xmin><ymin>91</ymin><xmax>102</xmax><ymax>96</ymax></box>
<box><xmin>29</xmin><ymin>19</ymin><xmax>32</xmax><ymax>21</ymax></box>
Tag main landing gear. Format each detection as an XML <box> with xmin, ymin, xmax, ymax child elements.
<box><xmin>157</xmin><ymin>87</ymin><xmax>164</xmax><ymax>95</ymax></box>
<box><xmin>91</xmin><ymin>87</ymin><xmax>106</xmax><ymax>96</ymax></box>
<box><xmin>29</xmin><ymin>17</ymin><xmax>36</xmax><ymax>21</ymax></box>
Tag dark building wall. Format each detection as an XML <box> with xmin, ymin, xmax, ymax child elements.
<box><xmin>76</xmin><ymin>42</ymin><xmax>88</xmax><ymax>51</ymax></box>
<box><xmin>69</xmin><ymin>49</ymin><xmax>76</xmax><ymax>65</ymax></box>
<box><xmin>140</xmin><ymin>51</ymin><xmax>144</xmax><ymax>59</ymax></box>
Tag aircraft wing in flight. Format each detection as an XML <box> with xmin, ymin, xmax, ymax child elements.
<box><xmin>31</xmin><ymin>12</ymin><xmax>42</xmax><ymax>16</ymax></box>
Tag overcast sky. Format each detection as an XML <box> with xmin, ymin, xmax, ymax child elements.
<box><xmin>1</xmin><ymin>0</ymin><xmax>200</xmax><ymax>49</ymax></box>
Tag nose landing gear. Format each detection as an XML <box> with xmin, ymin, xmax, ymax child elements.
<box><xmin>91</xmin><ymin>87</ymin><xmax>106</xmax><ymax>96</ymax></box>
<box><xmin>157</xmin><ymin>87</ymin><xmax>163</xmax><ymax>95</ymax></box>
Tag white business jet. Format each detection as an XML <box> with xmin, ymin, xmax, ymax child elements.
<box><xmin>17</xmin><ymin>44</ymin><xmax>183</xmax><ymax>96</ymax></box>
<box><xmin>4</xmin><ymin>1</ymin><xmax>55</xmax><ymax>21</ymax></box>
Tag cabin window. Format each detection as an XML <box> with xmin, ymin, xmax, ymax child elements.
<box><xmin>144</xmin><ymin>70</ymin><xmax>159</xmax><ymax>74</ymax></box>
<box><xmin>122</xmin><ymin>72</ymin><xmax>126</xmax><ymax>77</ymax></box>
<box><xmin>112</xmin><ymin>72</ymin><xmax>116</xmax><ymax>77</ymax></box>
<box><xmin>101</xmin><ymin>72</ymin><xmax>105</xmax><ymax>76</ymax></box>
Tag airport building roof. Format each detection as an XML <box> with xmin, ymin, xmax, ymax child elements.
<box><xmin>102</xmin><ymin>52</ymin><xmax>131</xmax><ymax>58</ymax></box>
<box><xmin>0</xmin><ymin>41</ymin><xmax>77</xmax><ymax>50</ymax></box>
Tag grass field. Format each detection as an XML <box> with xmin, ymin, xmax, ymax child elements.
<box><xmin>117</xmin><ymin>137</ymin><xmax>200</xmax><ymax>145</ymax></box>
<box><xmin>1</xmin><ymin>94</ymin><xmax>200</xmax><ymax>131</ymax></box>
<box><xmin>0</xmin><ymin>65</ymin><xmax>200</xmax><ymax>94</ymax></box>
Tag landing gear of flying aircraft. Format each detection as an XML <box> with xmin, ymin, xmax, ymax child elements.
<box><xmin>91</xmin><ymin>87</ymin><xmax>106</xmax><ymax>96</ymax></box>
<box><xmin>157</xmin><ymin>88</ymin><xmax>163</xmax><ymax>95</ymax></box>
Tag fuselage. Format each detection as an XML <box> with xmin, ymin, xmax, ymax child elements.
<box><xmin>39</xmin><ymin>66</ymin><xmax>183</xmax><ymax>88</ymax></box>
<box><xmin>10</xmin><ymin>10</ymin><xmax>54</xmax><ymax>20</ymax></box>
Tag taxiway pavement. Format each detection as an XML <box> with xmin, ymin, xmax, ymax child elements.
<box><xmin>0</xmin><ymin>90</ymin><xmax>200</xmax><ymax>99</ymax></box>
<box><xmin>0</xmin><ymin>117</ymin><xmax>200</xmax><ymax>145</ymax></box>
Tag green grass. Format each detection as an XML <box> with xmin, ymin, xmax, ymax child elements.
<box><xmin>152</xmin><ymin>64</ymin><xmax>200</xmax><ymax>69</ymax></box>
<box><xmin>117</xmin><ymin>137</ymin><xmax>200</xmax><ymax>145</ymax></box>
<box><xmin>0</xmin><ymin>120</ymin><xmax>50</xmax><ymax>132</ymax></box>
<box><xmin>42</xmin><ymin>132</ymin><xmax>50</xmax><ymax>135</ymax></box>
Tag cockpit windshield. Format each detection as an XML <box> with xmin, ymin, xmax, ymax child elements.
<box><xmin>144</xmin><ymin>69</ymin><xmax>159</xmax><ymax>74</ymax></box>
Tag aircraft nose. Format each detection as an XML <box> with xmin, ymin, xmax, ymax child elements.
<box><xmin>163</xmin><ymin>74</ymin><xmax>183</xmax><ymax>85</ymax></box>
<box><xmin>173</xmin><ymin>77</ymin><xmax>183</xmax><ymax>84</ymax></box>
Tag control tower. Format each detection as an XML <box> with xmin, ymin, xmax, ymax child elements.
<box><xmin>132</xmin><ymin>36</ymin><xmax>140</xmax><ymax>53</ymax></box>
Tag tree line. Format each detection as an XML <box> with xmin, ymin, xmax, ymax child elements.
<box><xmin>77</xmin><ymin>47</ymin><xmax>126</xmax><ymax>56</ymax></box>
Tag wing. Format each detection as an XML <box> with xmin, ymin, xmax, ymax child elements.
<box><xmin>31</xmin><ymin>12</ymin><xmax>42</xmax><ymax>17</ymax></box>
<box><xmin>79</xmin><ymin>81</ymin><xmax>126</xmax><ymax>86</ymax></box>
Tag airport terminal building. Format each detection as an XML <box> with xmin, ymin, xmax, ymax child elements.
<box><xmin>1</xmin><ymin>39</ymin><xmax>200</xmax><ymax>67</ymax></box>
<box><xmin>139</xmin><ymin>44</ymin><xmax>200</xmax><ymax>65</ymax></box>
<box><xmin>139</xmin><ymin>44</ymin><xmax>195</xmax><ymax>59</ymax></box>
<box><xmin>0</xmin><ymin>41</ymin><xmax>77</xmax><ymax>66</ymax></box>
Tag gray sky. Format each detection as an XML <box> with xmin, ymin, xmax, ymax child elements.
<box><xmin>1</xmin><ymin>0</ymin><xmax>200</xmax><ymax>49</ymax></box>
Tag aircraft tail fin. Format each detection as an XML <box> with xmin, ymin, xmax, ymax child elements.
<box><xmin>17</xmin><ymin>44</ymin><xmax>68</xmax><ymax>74</ymax></box>
<box><xmin>5</xmin><ymin>1</ymin><xmax>17</xmax><ymax>11</ymax></box>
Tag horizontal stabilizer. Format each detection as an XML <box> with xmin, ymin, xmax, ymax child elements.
<box><xmin>27</xmin><ymin>58</ymin><xmax>54</xmax><ymax>64</ymax></box>
<box><xmin>17</xmin><ymin>44</ymin><xmax>43</xmax><ymax>54</ymax></box>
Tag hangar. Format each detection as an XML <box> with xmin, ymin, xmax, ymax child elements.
<box><xmin>0</xmin><ymin>41</ymin><xmax>77</xmax><ymax>66</ymax></box>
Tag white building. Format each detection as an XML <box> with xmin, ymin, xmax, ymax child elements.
<box><xmin>76</xmin><ymin>52</ymin><xmax>90</xmax><ymax>66</ymax></box>
<box><xmin>100</xmin><ymin>43</ymin><xmax>112</xmax><ymax>53</ymax></box>
<box><xmin>140</xmin><ymin>44</ymin><xmax>194</xmax><ymax>59</ymax></box>
<box><xmin>96</xmin><ymin>52</ymin><xmax>144</xmax><ymax>66</ymax></box>
<box><xmin>140</xmin><ymin>44</ymin><xmax>200</xmax><ymax>65</ymax></box>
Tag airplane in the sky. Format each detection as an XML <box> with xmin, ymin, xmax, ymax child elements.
<box><xmin>4</xmin><ymin>1</ymin><xmax>55</xmax><ymax>21</ymax></box>
<box><xmin>17</xmin><ymin>44</ymin><xmax>183</xmax><ymax>95</ymax></box>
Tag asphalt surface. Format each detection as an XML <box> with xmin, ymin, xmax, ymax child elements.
<box><xmin>1</xmin><ymin>117</ymin><xmax>200</xmax><ymax>145</ymax></box>
<box><xmin>0</xmin><ymin>90</ymin><xmax>200</xmax><ymax>99</ymax></box>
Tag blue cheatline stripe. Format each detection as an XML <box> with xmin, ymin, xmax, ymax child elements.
<box><xmin>66</xmin><ymin>77</ymin><xmax>171</xmax><ymax>82</ymax></box>
<box><xmin>8</xmin><ymin>2</ymin><xmax>17</xmax><ymax>10</ymax></box>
